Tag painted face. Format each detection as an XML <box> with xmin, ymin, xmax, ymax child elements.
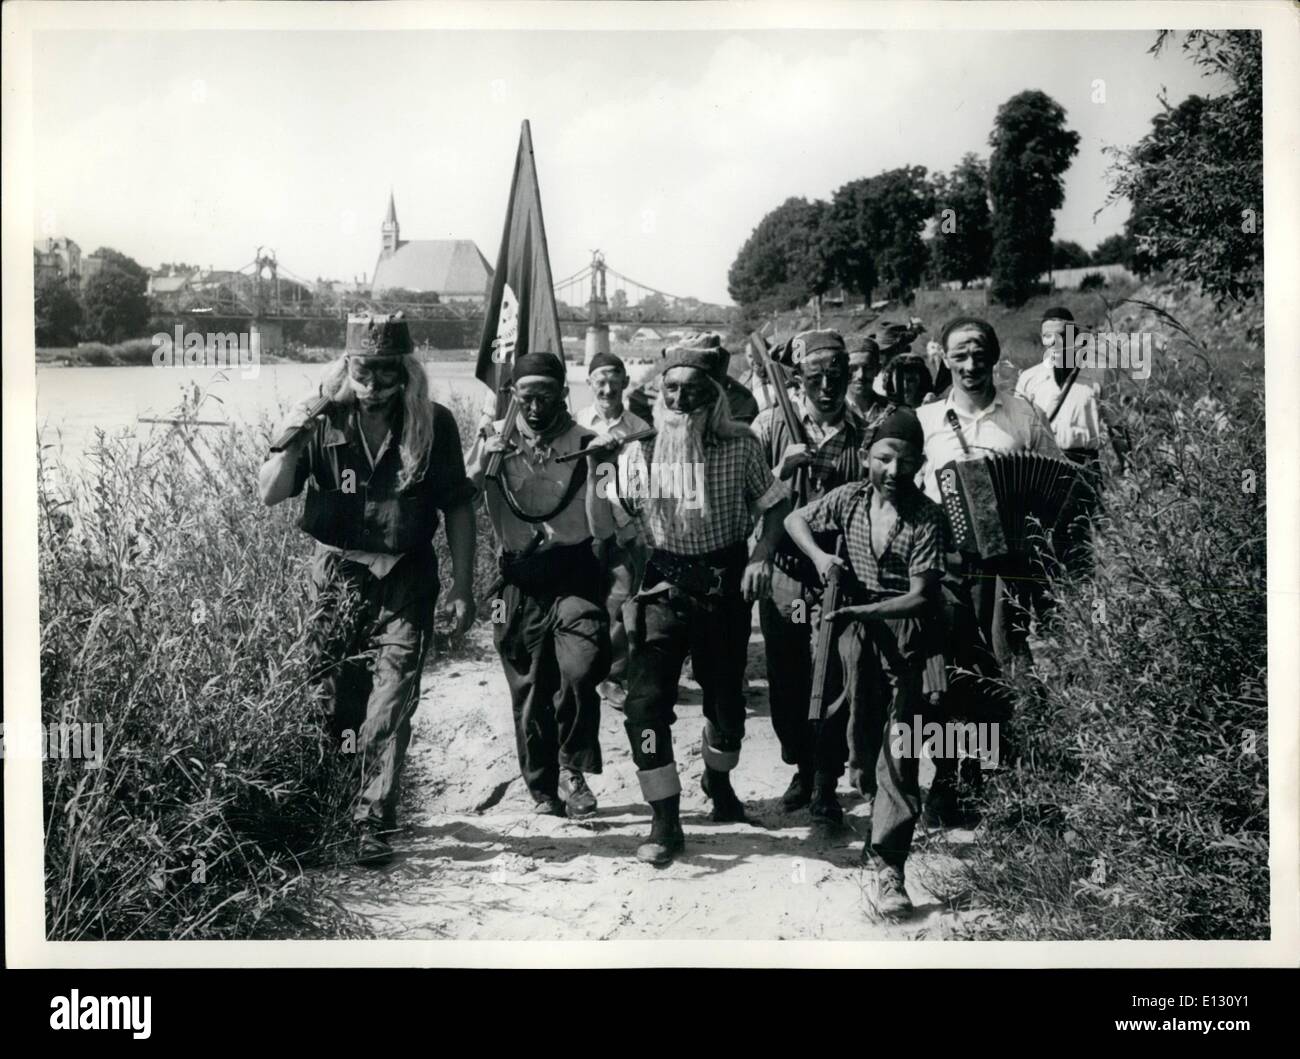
<box><xmin>662</xmin><ymin>366</ymin><xmax>715</xmax><ymax>413</ymax></box>
<box><xmin>944</xmin><ymin>327</ymin><xmax>996</xmax><ymax>394</ymax></box>
<box><xmin>865</xmin><ymin>437</ymin><xmax>921</xmax><ymax>499</ymax></box>
<box><xmin>514</xmin><ymin>376</ymin><xmax>566</xmax><ymax>431</ymax></box>
<box><xmin>346</xmin><ymin>355</ymin><xmax>405</xmax><ymax>407</ymax></box>
<box><xmin>799</xmin><ymin>350</ymin><xmax>849</xmax><ymax>415</ymax></box>
<box><xmin>589</xmin><ymin>366</ymin><xmax>627</xmax><ymax>409</ymax></box>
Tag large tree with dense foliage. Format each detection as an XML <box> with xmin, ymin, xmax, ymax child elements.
<box><xmin>82</xmin><ymin>248</ymin><xmax>150</xmax><ymax>342</ymax></box>
<box><xmin>988</xmin><ymin>90</ymin><xmax>1080</xmax><ymax>305</ymax></box>
<box><xmin>1106</xmin><ymin>31</ymin><xmax>1262</xmax><ymax>303</ymax></box>
<box><xmin>929</xmin><ymin>154</ymin><xmax>992</xmax><ymax>288</ymax></box>
<box><xmin>35</xmin><ymin>273</ymin><xmax>84</xmax><ymax>347</ymax></box>
<box><xmin>727</xmin><ymin>196</ymin><xmax>831</xmax><ymax>311</ymax></box>
<box><xmin>825</xmin><ymin>166</ymin><xmax>935</xmax><ymax>301</ymax></box>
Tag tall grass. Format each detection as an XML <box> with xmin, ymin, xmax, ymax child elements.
<box><xmin>38</xmin><ymin>382</ymin><xmax>496</xmax><ymax>939</ymax></box>
<box><xmin>949</xmin><ymin>292</ymin><xmax>1268</xmax><ymax>939</ymax></box>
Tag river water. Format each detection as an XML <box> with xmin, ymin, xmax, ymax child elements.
<box><xmin>34</xmin><ymin>360</ymin><xmax>600</xmax><ymax>468</ymax></box>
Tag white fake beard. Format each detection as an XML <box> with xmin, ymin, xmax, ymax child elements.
<box><xmin>649</xmin><ymin>404</ymin><xmax>710</xmax><ymax>528</ymax></box>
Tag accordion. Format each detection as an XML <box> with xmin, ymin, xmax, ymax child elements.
<box><xmin>936</xmin><ymin>453</ymin><xmax>1080</xmax><ymax>559</ymax></box>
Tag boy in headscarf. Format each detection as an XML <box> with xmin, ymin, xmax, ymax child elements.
<box><xmin>784</xmin><ymin>406</ymin><xmax>946</xmax><ymax>918</ymax></box>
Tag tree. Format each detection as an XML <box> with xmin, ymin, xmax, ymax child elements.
<box><xmin>82</xmin><ymin>248</ymin><xmax>150</xmax><ymax>342</ymax></box>
<box><xmin>929</xmin><ymin>154</ymin><xmax>993</xmax><ymax>288</ymax></box>
<box><xmin>1051</xmin><ymin>240</ymin><xmax>1091</xmax><ymax>270</ymax></box>
<box><xmin>34</xmin><ymin>273</ymin><xmax>83</xmax><ymax>347</ymax></box>
<box><xmin>610</xmin><ymin>288</ymin><xmax>628</xmax><ymax>311</ymax></box>
<box><xmin>727</xmin><ymin>196</ymin><xmax>831</xmax><ymax>310</ymax></box>
<box><xmin>988</xmin><ymin>91</ymin><xmax>1080</xmax><ymax>305</ymax></box>
<box><xmin>1106</xmin><ymin>31</ymin><xmax>1262</xmax><ymax>303</ymax></box>
<box><xmin>1090</xmin><ymin>233</ymin><xmax>1133</xmax><ymax>266</ymax></box>
<box><xmin>825</xmin><ymin>166</ymin><xmax>935</xmax><ymax>302</ymax></box>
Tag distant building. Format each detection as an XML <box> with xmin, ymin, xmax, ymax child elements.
<box><xmin>370</xmin><ymin>193</ymin><xmax>492</xmax><ymax>302</ymax></box>
<box><xmin>34</xmin><ymin>236</ymin><xmax>81</xmax><ymax>285</ymax></box>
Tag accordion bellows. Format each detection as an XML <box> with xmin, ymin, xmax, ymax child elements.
<box><xmin>937</xmin><ymin>454</ymin><xmax>1080</xmax><ymax>559</ymax></box>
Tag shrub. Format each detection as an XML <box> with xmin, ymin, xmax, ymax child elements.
<box><xmin>950</xmin><ymin>303</ymin><xmax>1267</xmax><ymax>939</ymax></box>
<box><xmin>1079</xmin><ymin>271</ymin><xmax>1107</xmax><ymax>291</ymax></box>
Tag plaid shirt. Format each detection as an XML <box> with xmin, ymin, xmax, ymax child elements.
<box><xmin>795</xmin><ymin>481</ymin><xmax>944</xmax><ymax>595</ymax></box>
<box><xmin>751</xmin><ymin>397</ymin><xmax>868</xmax><ymax>507</ymax></box>
<box><xmin>623</xmin><ymin>430</ymin><xmax>786</xmax><ymax>555</ymax></box>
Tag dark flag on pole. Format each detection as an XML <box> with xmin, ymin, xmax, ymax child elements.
<box><xmin>475</xmin><ymin>120</ymin><xmax>564</xmax><ymax>418</ymax></box>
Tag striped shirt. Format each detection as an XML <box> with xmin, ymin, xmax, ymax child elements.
<box><xmin>795</xmin><ymin>481</ymin><xmax>945</xmax><ymax>596</ymax></box>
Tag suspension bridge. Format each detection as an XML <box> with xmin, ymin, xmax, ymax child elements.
<box><xmin>151</xmin><ymin>248</ymin><xmax>731</xmax><ymax>331</ymax></box>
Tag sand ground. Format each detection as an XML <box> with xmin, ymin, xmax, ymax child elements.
<box><xmin>325</xmin><ymin>618</ymin><xmax>995</xmax><ymax>942</ymax></box>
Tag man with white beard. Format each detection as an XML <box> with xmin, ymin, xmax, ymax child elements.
<box><xmin>617</xmin><ymin>346</ymin><xmax>790</xmax><ymax>865</ymax></box>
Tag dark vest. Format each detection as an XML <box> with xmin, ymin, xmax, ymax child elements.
<box><xmin>298</xmin><ymin>404</ymin><xmax>441</xmax><ymax>554</ymax></box>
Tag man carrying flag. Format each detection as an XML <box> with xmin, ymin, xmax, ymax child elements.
<box><xmin>466</xmin><ymin>122</ymin><xmax>614</xmax><ymax>819</ymax></box>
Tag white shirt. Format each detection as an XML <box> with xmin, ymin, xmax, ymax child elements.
<box><xmin>1022</xmin><ymin>375</ymin><xmax>1102</xmax><ymax>452</ymax></box>
<box><xmin>575</xmin><ymin>403</ymin><xmax>650</xmax><ymax>437</ymax></box>
<box><xmin>915</xmin><ymin>388</ymin><xmax>1063</xmax><ymax>504</ymax></box>
<box><xmin>1018</xmin><ymin>353</ymin><xmax>1107</xmax><ymax>400</ymax></box>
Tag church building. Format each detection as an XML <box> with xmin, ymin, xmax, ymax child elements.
<box><xmin>370</xmin><ymin>193</ymin><xmax>493</xmax><ymax>303</ymax></box>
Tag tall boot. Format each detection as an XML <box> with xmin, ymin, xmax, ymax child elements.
<box><xmin>635</xmin><ymin>764</ymin><xmax>684</xmax><ymax>865</ymax></box>
<box><xmin>637</xmin><ymin>795</ymin><xmax>684</xmax><ymax>866</ymax></box>
<box><xmin>809</xmin><ymin>771</ymin><xmax>844</xmax><ymax>828</ymax></box>
<box><xmin>701</xmin><ymin>766</ymin><xmax>747</xmax><ymax>823</ymax></box>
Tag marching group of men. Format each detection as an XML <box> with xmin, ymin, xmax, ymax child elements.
<box><xmin>260</xmin><ymin>305</ymin><xmax>1103</xmax><ymax>918</ymax></box>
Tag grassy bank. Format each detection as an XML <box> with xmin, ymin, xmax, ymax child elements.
<box><xmin>38</xmin><ymin>387</ymin><xmax>496</xmax><ymax>939</ymax></box>
<box><xmin>941</xmin><ymin>288</ymin><xmax>1268</xmax><ymax>939</ymax></box>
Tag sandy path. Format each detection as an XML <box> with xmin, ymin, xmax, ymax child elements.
<box><xmin>325</xmin><ymin>619</ymin><xmax>992</xmax><ymax>941</ymax></box>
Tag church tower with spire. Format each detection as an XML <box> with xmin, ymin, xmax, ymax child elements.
<box><xmin>381</xmin><ymin>191</ymin><xmax>400</xmax><ymax>255</ymax></box>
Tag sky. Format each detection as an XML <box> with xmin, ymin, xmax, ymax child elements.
<box><xmin>31</xmin><ymin>28</ymin><xmax>1221</xmax><ymax>305</ymax></box>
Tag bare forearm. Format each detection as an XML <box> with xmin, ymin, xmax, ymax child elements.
<box><xmin>258</xmin><ymin>449</ymin><xmax>301</xmax><ymax>507</ymax></box>
<box><xmin>444</xmin><ymin>502</ymin><xmax>477</xmax><ymax>597</ymax></box>
<box><xmin>782</xmin><ymin>510</ymin><xmax>822</xmax><ymax>563</ymax></box>
<box><xmin>751</xmin><ymin>497</ymin><xmax>790</xmax><ymax>563</ymax></box>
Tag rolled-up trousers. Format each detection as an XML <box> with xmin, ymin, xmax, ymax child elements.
<box><xmin>493</xmin><ymin>552</ymin><xmax>609</xmax><ymax>802</ymax></box>
<box><xmin>623</xmin><ymin>585</ymin><xmax>751</xmax><ymax>776</ymax></box>
<box><xmin>308</xmin><ymin>546</ymin><xmax>436</xmax><ymax>827</ymax></box>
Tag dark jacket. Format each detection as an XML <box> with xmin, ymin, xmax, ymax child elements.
<box><xmin>290</xmin><ymin>400</ymin><xmax>475</xmax><ymax>554</ymax></box>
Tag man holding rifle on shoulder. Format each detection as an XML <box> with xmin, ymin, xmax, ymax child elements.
<box><xmin>258</xmin><ymin>313</ymin><xmax>478</xmax><ymax>867</ymax></box>
<box><xmin>465</xmin><ymin>352</ymin><xmax>616</xmax><ymax>820</ymax></box>
<box><xmin>617</xmin><ymin>343</ymin><xmax>790</xmax><ymax>866</ymax></box>
<box><xmin>750</xmin><ymin>329</ymin><xmax>870</xmax><ymax>826</ymax></box>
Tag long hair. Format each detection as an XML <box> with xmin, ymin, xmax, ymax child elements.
<box><xmin>318</xmin><ymin>355</ymin><xmax>434</xmax><ymax>490</ymax></box>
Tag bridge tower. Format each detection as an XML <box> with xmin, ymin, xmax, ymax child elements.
<box><xmin>250</xmin><ymin>247</ymin><xmax>284</xmax><ymax>354</ymax></box>
<box><xmin>584</xmin><ymin>249</ymin><xmax>611</xmax><ymax>367</ymax></box>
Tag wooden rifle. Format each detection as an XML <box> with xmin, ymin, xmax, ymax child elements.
<box><xmin>755</xmin><ymin>336</ymin><xmax>810</xmax><ymax>500</ymax></box>
<box><xmin>269</xmin><ymin>395</ymin><xmax>333</xmax><ymax>453</ymax></box>
<box><xmin>554</xmin><ymin>427</ymin><xmax>657</xmax><ymax>462</ymax></box>
<box><xmin>484</xmin><ymin>389</ymin><xmax>520</xmax><ymax>480</ymax></box>
<box><xmin>808</xmin><ymin>536</ymin><xmax>847</xmax><ymax>725</ymax></box>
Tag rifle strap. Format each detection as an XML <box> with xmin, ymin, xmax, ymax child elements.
<box><xmin>493</xmin><ymin>437</ymin><xmax>593</xmax><ymax>524</ymax></box>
